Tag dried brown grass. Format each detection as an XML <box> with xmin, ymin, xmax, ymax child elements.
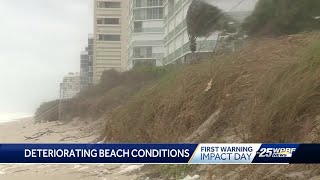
<box><xmin>104</xmin><ymin>32</ymin><xmax>320</xmax><ymax>143</ymax></box>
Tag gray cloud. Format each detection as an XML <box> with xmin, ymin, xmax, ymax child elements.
<box><xmin>205</xmin><ymin>0</ymin><xmax>258</xmax><ymax>11</ymax></box>
<box><xmin>0</xmin><ymin>0</ymin><xmax>93</xmax><ymax>114</ymax></box>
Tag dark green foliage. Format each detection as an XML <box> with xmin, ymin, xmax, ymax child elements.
<box><xmin>35</xmin><ymin>67</ymin><xmax>175</xmax><ymax>122</ymax></box>
<box><xmin>133</xmin><ymin>59</ymin><xmax>156</xmax><ymax>68</ymax></box>
<box><xmin>100</xmin><ymin>69</ymin><xmax>122</xmax><ymax>90</ymax></box>
<box><xmin>78</xmin><ymin>66</ymin><xmax>173</xmax><ymax>99</ymax></box>
<box><xmin>243</xmin><ymin>0</ymin><xmax>320</xmax><ymax>35</ymax></box>
<box><xmin>34</xmin><ymin>100</ymin><xmax>59</xmax><ymax>122</ymax></box>
<box><xmin>187</xmin><ymin>0</ymin><xmax>225</xmax><ymax>38</ymax></box>
<box><xmin>47</xmin><ymin>66</ymin><xmax>178</xmax><ymax>120</ymax></box>
<box><xmin>186</xmin><ymin>0</ymin><xmax>233</xmax><ymax>52</ymax></box>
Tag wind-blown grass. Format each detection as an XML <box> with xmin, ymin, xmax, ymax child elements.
<box><xmin>104</xmin><ymin>32</ymin><xmax>320</xmax><ymax>143</ymax></box>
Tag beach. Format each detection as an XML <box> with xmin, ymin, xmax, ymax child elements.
<box><xmin>0</xmin><ymin>118</ymin><xmax>143</xmax><ymax>180</ymax></box>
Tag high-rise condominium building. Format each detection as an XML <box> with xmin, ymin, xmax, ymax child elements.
<box><xmin>60</xmin><ymin>72</ymin><xmax>80</xmax><ymax>100</ymax></box>
<box><xmin>128</xmin><ymin>0</ymin><xmax>164</xmax><ymax>69</ymax></box>
<box><xmin>163</xmin><ymin>0</ymin><xmax>217</xmax><ymax>64</ymax></box>
<box><xmin>80</xmin><ymin>35</ymin><xmax>94</xmax><ymax>90</ymax></box>
<box><xmin>93</xmin><ymin>0</ymin><xmax>128</xmax><ymax>84</ymax></box>
<box><xmin>80</xmin><ymin>50</ymin><xmax>89</xmax><ymax>89</ymax></box>
<box><xmin>87</xmin><ymin>34</ymin><xmax>94</xmax><ymax>85</ymax></box>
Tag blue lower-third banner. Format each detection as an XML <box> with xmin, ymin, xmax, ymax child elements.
<box><xmin>0</xmin><ymin>144</ymin><xmax>320</xmax><ymax>164</ymax></box>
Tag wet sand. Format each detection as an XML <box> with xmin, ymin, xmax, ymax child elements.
<box><xmin>0</xmin><ymin>118</ymin><xmax>143</xmax><ymax>180</ymax></box>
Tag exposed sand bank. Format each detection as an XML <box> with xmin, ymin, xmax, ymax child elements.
<box><xmin>0</xmin><ymin>117</ymin><xmax>102</xmax><ymax>143</ymax></box>
<box><xmin>0</xmin><ymin>117</ymin><xmax>143</xmax><ymax>180</ymax></box>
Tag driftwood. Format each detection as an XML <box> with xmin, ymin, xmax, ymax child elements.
<box><xmin>24</xmin><ymin>130</ymin><xmax>61</xmax><ymax>140</ymax></box>
<box><xmin>59</xmin><ymin>132</ymin><xmax>95</xmax><ymax>142</ymax></box>
<box><xmin>184</xmin><ymin>108</ymin><xmax>222</xmax><ymax>142</ymax></box>
<box><xmin>59</xmin><ymin>136</ymin><xmax>77</xmax><ymax>142</ymax></box>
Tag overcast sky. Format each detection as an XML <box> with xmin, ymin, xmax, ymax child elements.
<box><xmin>0</xmin><ymin>0</ymin><xmax>257</xmax><ymax>118</ymax></box>
<box><xmin>207</xmin><ymin>0</ymin><xmax>258</xmax><ymax>11</ymax></box>
<box><xmin>0</xmin><ymin>0</ymin><xmax>93</xmax><ymax>116</ymax></box>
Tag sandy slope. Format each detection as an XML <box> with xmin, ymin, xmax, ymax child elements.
<box><xmin>0</xmin><ymin>118</ymin><xmax>143</xmax><ymax>180</ymax></box>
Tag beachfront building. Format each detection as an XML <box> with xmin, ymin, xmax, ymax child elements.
<box><xmin>127</xmin><ymin>0</ymin><xmax>165</xmax><ymax>69</ymax></box>
<box><xmin>87</xmin><ymin>34</ymin><xmax>94</xmax><ymax>86</ymax></box>
<box><xmin>93</xmin><ymin>0</ymin><xmax>129</xmax><ymax>84</ymax></box>
<box><xmin>80</xmin><ymin>35</ymin><xmax>94</xmax><ymax>90</ymax></box>
<box><xmin>60</xmin><ymin>72</ymin><xmax>80</xmax><ymax>100</ymax></box>
<box><xmin>80</xmin><ymin>51</ymin><xmax>89</xmax><ymax>89</ymax></box>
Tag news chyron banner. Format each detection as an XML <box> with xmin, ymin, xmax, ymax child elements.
<box><xmin>0</xmin><ymin>144</ymin><xmax>319</xmax><ymax>164</ymax></box>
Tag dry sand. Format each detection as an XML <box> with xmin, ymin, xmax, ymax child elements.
<box><xmin>0</xmin><ymin>118</ymin><xmax>143</xmax><ymax>180</ymax></box>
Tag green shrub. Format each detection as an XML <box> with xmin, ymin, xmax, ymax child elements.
<box><xmin>243</xmin><ymin>0</ymin><xmax>320</xmax><ymax>35</ymax></box>
<box><xmin>50</xmin><ymin>66</ymin><xmax>179</xmax><ymax>121</ymax></box>
<box><xmin>34</xmin><ymin>100</ymin><xmax>59</xmax><ymax>122</ymax></box>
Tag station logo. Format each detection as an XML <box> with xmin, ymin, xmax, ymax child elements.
<box><xmin>257</xmin><ymin>148</ymin><xmax>296</xmax><ymax>158</ymax></box>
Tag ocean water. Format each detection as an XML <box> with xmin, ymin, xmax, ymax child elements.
<box><xmin>0</xmin><ymin>112</ymin><xmax>32</xmax><ymax>124</ymax></box>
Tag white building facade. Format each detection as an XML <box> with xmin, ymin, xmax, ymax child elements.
<box><xmin>93</xmin><ymin>0</ymin><xmax>128</xmax><ymax>84</ymax></box>
<box><xmin>60</xmin><ymin>72</ymin><xmax>80</xmax><ymax>100</ymax></box>
<box><xmin>128</xmin><ymin>0</ymin><xmax>165</xmax><ymax>69</ymax></box>
<box><xmin>163</xmin><ymin>0</ymin><xmax>217</xmax><ymax>64</ymax></box>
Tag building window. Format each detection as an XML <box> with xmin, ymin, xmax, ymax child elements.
<box><xmin>98</xmin><ymin>34</ymin><xmax>121</xmax><ymax>41</ymax></box>
<box><xmin>147</xmin><ymin>0</ymin><xmax>163</xmax><ymax>6</ymax></box>
<box><xmin>135</xmin><ymin>0</ymin><xmax>142</xmax><ymax>7</ymax></box>
<box><xmin>88</xmin><ymin>77</ymin><xmax>93</xmax><ymax>83</ymax></box>
<box><xmin>134</xmin><ymin>0</ymin><xmax>163</xmax><ymax>7</ymax></box>
<box><xmin>134</xmin><ymin>21</ymin><xmax>143</xmax><ymax>32</ymax></box>
<box><xmin>80</xmin><ymin>54</ymin><xmax>88</xmax><ymax>60</ymax></box>
<box><xmin>133</xmin><ymin>59</ymin><xmax>156</xmax><ymax>67</ymax></box>
<box><xmin>134</xmin><ymin>8</ymin><xmax>163</xmax><ymax>20</ymax></box>
<box><xmin>147</xmin><ymin>8</ymin><xmax>163</xmax><ymax>19</ymax></box>
<box><xmin>97</xmin><ymin>18</ymin><xmax>103</xmax><ymax>24</ymax></box>
<box><xmin>97</xmin><ymin>18</ymin><xmax>120</xmax><ymax>25</ymax></box>
<box><xmin>88</xmin><ymin>38</ymin><xmax>94</xmax><ymax>45</ymax></box>
<box><xmin>133</xmin><ymin>47</ymin><xmax>152</xmax><ymax>58</ymax></box>
<box><xmin>97</xmin><ymin>1</ymin><xmax>121</xmax><ymax>8</ymax></box>
<box><xmin>105</xmin><ymin>18</ymin><xmax>119</xmax><ymax>24</ymax></box>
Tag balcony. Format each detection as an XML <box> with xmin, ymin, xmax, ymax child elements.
<box><xmin>131</xmin><ymin>40</ymin><xmax>163</xmax><ymax>47</ymax></box>
<box><xmin>133</xmin><ymin>27</ymin><xmax>163</xmax><ymax>33</ymax></box>
<box><xmin>133</xmin><ymin>14</ymin><xmax>163</xmax><ymax>20</ymax></box>
<box><xmin>164</xmin><ymin>19</ymin><xmax>187</xmax><ymax>45</ymax></box>
<box><xmin>167</xmin><ymin>31</ymin><xmax>174</xmax><ymax>40</ymax></box>
<box><xmin>130</xmin><ymin>53</ymin><xmax>164</xmax><ymax>60</ymax></box>
<box><xmin>175</xmin><ymin>0</ymin><xmax>183</xmax><ymax>10</ymax></box>
<box><xmin>168</xmin><ymin>8</ymin><xmax>174</xmax><ymax>18</ymax></box>
<box><xmin>134</xmin><ymin>0</ymin><xmax>164</xmax><ymax>8</ymax></box>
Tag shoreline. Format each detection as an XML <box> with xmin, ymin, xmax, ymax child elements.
<box><xmin>0</xmin><ymin>117</ymin><xmax>103</xmax><ymax>143</ymax></box>
<box><xmin>0</xmin><ymin>116</ymin><xmax>142</xmax><ymax>180</ymax></box>
<box><xmin>0</xmin><ymin>111</ymin><xmax>33</xmax><ymax>124</ymax></box>
<box><xmin>0</xmin><ymin>117</ymin><xmax>33</xmax><ymax>124</ymax></box>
